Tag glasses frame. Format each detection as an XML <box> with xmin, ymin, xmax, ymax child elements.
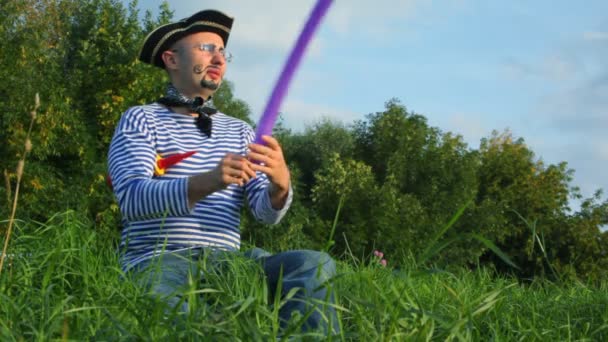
<box><xmin>171</xmin><ymin>43</ymin><xmax>233</xmax><ymax>63</ymax></box>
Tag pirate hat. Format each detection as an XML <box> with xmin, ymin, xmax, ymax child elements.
<box><xmin>139</xmin><ymin>9</ymin><xmax>234</xmax><ymax>68</ymax></box>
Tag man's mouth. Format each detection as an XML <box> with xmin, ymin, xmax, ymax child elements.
<box><xmin>206</xmin><ymin>68</ymin><xmax>221</xmax><ymax>79</ymax></box>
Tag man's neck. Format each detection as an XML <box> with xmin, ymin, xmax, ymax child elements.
<box><xmin>171</xmin><ymin>82</ymin><xmax>212</xmax><ymax>101</ymax></box>
<box><xmin>162</xmin><ymin>87</ymin><xmax>211</xmax><ymax>117</ymax></box>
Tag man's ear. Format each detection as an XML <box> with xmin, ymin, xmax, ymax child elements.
<box><xmin>161</xmin><ymin>50</ymin><xmax>178</xmax><ymax>70</ymax></box>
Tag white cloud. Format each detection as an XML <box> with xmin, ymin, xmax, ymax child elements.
<box><xmin>583</xmin><ymin>31</ymin><xmax>608</xmax><ymax>41</ymax></box>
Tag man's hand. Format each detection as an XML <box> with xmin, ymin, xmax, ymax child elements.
<box><xmin>211</xmin><ymin>153</ymin><xmax>257</xmax><ymax>188</ymax></box>
<box><xmin>247</xmin><ymin>135</ymin><xmax>291</xmax><ymax>209</ymax></box>
<box><xmin>188</xmin><ymin>153</ymin><xmax>256</xmax><ymax>208</ymax></box>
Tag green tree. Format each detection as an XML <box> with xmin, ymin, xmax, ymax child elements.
<box><xmin>350</xmin><ymin>99</ymin><xmax>479</xmax><ymax>263</ymax></box>
<box><xmin>468</xmin><ymin>130</ymin><xmax>601</xmax><ymax>279</ymax></box>
<box><xmin>286</xmin><ymin>118</ymin><xmax>355</xmax><ymax>199</ymax></box>
<box><xmin>311</xmin><ymin>153</ymin><xmax>378</xmax><ymax>257</ymax></box>
<box><xmin>1</xmin><ymin>0</ymin><xmax>87</xmax><ymax>221</ymax></box>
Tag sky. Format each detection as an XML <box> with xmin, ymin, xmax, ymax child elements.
<box><xmin>129</xmin><ymin>0</ymin><xmax>608</xmax><ymax>210</ymax></box>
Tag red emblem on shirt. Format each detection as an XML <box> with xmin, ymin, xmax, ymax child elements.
<box><xmin>107</xmin><ymin>151</ymin><xmax>197</xmax><ymax>188</ymax></box>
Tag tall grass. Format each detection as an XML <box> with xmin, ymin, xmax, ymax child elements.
<box><xmin>1</xmin><ymin>93</ymin><xmax>39</xmax><ymax>274</ymax></box>
<box><xmin>1</xmin><ymin>211</ymin><xmax>607</xmax><ymax>340</ymax></box>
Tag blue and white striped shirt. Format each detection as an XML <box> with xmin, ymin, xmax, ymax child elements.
<box><xmin>108</xmin><ymin>103</ymin><xmax>292</xmax><ymax>271</ymax></box>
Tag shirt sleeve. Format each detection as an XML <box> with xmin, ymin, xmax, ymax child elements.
<box><xmin>107</xmin><ymin>107</ymin><xmax>191</xmax><ymax>221</ymax></box>
<box><xmin>245</xmin><ymin>174</ymin><xmax>293</xmax><ymax>224</ymax></box>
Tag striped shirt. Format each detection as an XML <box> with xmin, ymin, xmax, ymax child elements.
<box><xmin>108</xmin><ymin>103</ymin><xmax>292</xmax><ymax>271</ymax></box>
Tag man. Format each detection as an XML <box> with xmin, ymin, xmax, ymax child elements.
<box><xmin>107</xmin><ymin>10</ymin><xmax>339</xmax><ymax>334</ymax></box>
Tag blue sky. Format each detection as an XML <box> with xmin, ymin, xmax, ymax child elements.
<box><xmin>130</xmin><ymin>0</ymin><xmax>608</xmax><ymax>209</ymax></box>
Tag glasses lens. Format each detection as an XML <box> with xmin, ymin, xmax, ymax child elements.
<box><xmin>197</xmin><ymin>44</ymin><xmax>232</xmax><ymax>62</ymax></box>
<box><xmin>201</xmin><ymin>44</ymin><xmax>215</xmax><ymax>53</ymax></box>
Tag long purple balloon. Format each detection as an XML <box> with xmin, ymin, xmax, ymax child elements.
<box><xmin>254</xmin><ymin>0</ymin><xmax>333</xmax><ymax>144</ymax></box>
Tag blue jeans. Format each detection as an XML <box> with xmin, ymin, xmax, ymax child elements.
<box><xmin>131</xmin><ymin>248</ymin><xmax>340</xmax><ymax>334</ymax></box>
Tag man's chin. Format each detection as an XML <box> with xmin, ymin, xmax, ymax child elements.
<box><xmin>200</xmin><ymin>79</ymin><xmax>220</xmax><ymax>91</ymax></box>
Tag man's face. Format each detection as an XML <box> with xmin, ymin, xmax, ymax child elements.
<box><xmin>169</xmin><ymin>32</ymin><xmax>228</xmax><ymax>97</ymax></box>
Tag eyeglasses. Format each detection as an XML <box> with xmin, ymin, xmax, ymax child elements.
<box><xmin>171</xmin><ymin>43</ymin><xmax>233</xmax><ymax>62</ymax></box>
<box><xmin>184</xmin><ymin>43</ymin><xmax>233</xmax><ymax>63</ymax></box>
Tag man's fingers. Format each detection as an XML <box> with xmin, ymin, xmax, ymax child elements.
<box><xmin>242</xmin><ymin>160</ymin><xmax>257</xmax><ymax>179</ymax></box>
<box><xmin>250</xmin><ymin>163</ymin><xmax>272</xmax><ymax>176</ymax></box>
<box><xmin>227</xmin><ymin>167</ymin><xmax>252</xmax><ymax>181</ymax></box>
<box><xmin>220</xmin><ymin>157</ymin><xmax>257</xmax><ymax>186</ymax></box>
<box><xmin>247</xmin><ymin>151</ymin><xmax>272</xmax><ymax>165</ymax></box>
<box><xmin>260</xmin><ymin>135</ymin><xmax>280</xmax><ymax>150</ymax></box>
<box><xmin>224</xmin><ymin>155</ymin><xmax>254</xmax><ymax>172</ymax></box>
<box><xmin>248</xmin><ymin>142</ymin><xmax>275</xmax><ymax>157</ymax></box>
<box><xmin>224</xmin><ymin>154</ymin><xmax>246</xmax><ymax>165</ymax></box>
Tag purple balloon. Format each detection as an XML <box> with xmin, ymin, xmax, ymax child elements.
<box><xmin>254</xmin><ymin>0</ymin><xmax>333</xmax><ymax>144</ymax></box>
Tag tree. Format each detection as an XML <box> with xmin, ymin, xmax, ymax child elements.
<box><xmin>286</xmin><ymin>118</ymin><xmax>355</xmax><ymax>200</ymax></box>
<box><xmin>469</xmin><ymin>130</ymin><xmax>595</xmax><ymax>279</ymax></box>
<box><xmin>311</xmin><ymin>153</ymin><xmax>379</xmax><ymax>257</ymax></box>
<box><xmin>1</xmin><ymin>0</ymin><xmax>89</xmax><ymax>221</ymax></box>
<box><xmin>351</xmin><ymin>99</ymin><xmax>479</xmax><ymax>263</ymax></box>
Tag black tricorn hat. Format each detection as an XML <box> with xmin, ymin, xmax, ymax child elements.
<box><xmin>139</xmin><ymin>10</ymin><xmax>234</xmax><ymax>69</ymax></box>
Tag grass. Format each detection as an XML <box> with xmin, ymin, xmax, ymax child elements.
<box><xmin>0</xmin><ymin>93</ymin><xmax>38</xmax><ymax>274</ymax></box>
<box><xmin>1</xmin><ymin>211</ymin><xmax>608</xmax><ymax>341</ymax></box>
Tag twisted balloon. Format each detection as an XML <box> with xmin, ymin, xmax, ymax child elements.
<box><xmin>254</xmin><ymin>0</ymin><xmax>333</xmax><ymax>144</ymax></box>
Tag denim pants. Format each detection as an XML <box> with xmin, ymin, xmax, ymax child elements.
<box><xmin>131</xmin><ymin>248</ymin><xmax>340</xmax><ymax>334</ymax></box>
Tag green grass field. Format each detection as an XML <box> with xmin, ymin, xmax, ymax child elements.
<box><xmin>1</xmin><ymin>211</ymin><xmax>607</xmax><ymax>341</ymax></box>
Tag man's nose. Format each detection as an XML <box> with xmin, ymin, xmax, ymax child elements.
<box><xmin>211</xmin><ymin>51</ymin><xmax>226</xmax><ymax>65</ymax></box>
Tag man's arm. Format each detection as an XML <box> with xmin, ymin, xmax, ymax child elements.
<box><xmin>268</xmin><ymin>182</ymin><xmax>290</xmax><ymax>210</ymax></box>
